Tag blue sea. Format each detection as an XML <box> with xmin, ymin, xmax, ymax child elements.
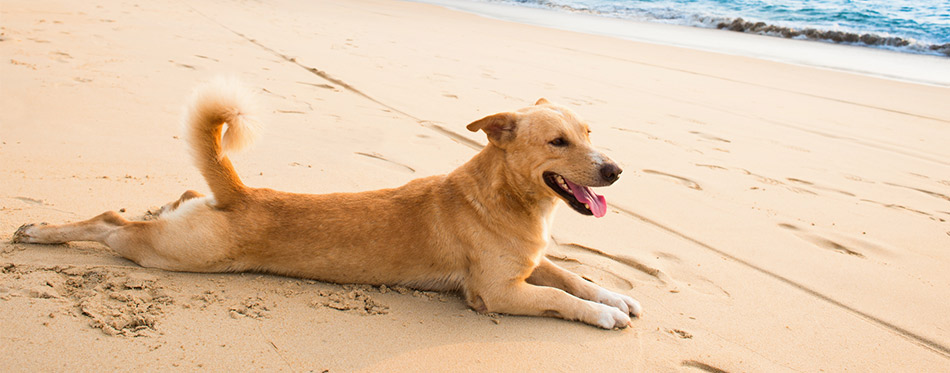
<box><xmin>486</xmin><ymin>0</ymin><xmax>950</xmax><ymax>56</ymax></box>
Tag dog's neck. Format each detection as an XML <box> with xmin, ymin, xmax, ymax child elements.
<box><xmin>449</xmin><ymin>145</ymin><xmax>558</xmax><ymax>224</ymax></box>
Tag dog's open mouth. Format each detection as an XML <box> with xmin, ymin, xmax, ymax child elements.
<box><xmin>543</xmin><ymin>172</ymin><xmax>608</xmax><ymax>218</ymax></box>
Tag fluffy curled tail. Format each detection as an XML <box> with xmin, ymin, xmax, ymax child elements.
<box><xmin>185</xmin><ymin>77</ymin><xmax>261</xmax><ymax>207</ymax></box>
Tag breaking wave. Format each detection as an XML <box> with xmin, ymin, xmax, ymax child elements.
<box><xmin>492</xmin><ymin>0</ymin><xmax>950</xmax><ymax>57</ymax></box>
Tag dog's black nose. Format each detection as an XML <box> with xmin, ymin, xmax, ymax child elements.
<box><xmin>600</xmin><ymin>163</ymin><xmax>622</xmax><ymax>183</ymax></box>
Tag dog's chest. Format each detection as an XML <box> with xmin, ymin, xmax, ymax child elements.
<box><xmin>539</xmin><ymin>202</ymin><xmax>558</xmax><ymax>245</ymax></box>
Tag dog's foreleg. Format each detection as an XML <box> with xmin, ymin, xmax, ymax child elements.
<box><xmin>528</xmin><ymin>257</ymin><xmax>642</xmax><ymax>317</ymax></box>
<box><xmin>477</xmin><ymin>281</ymin><xmax>632</xmax><ymax>329</ymax></box>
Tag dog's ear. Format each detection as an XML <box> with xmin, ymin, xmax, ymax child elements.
<box><xmin>535</xmin><ymin>98</ymin><xmax>550</xmax><ymax>105</ymax></box>
<box><xmin>466</xmin><ymin>112</ymin><xmax>519</xmax><ymax>147</ymax></box>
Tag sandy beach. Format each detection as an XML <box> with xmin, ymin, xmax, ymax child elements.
<box><xmin>2</xmin><ymin>0</ymin><xmax>949</xmax><ymax>371</ymax></box>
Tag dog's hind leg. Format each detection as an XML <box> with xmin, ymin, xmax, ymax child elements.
<box><xmin>13</xmin><ymin>198</ymin><xmax>233</xmax><ymax>272</ymax></box>
<box><xmin>13</xmin><ymin>211</ymin><xmax>135</xmax><ymax>245</ymax></box>
<box><xmin>154</xmin><ymin>190</ymin><xmax>205</xmax><ymax>218</ymax></box>
<box><xmin>12</xmin><ymin>190</ymin><xmax>203</xmax><ymax>245</ymax></box>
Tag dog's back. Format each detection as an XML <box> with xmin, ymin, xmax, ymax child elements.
<box><xmin>229</xmin><ymin>178</ymin><xmax>470</xmax><ymax>290</ymax></box>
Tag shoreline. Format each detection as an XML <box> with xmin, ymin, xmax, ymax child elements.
<box><xmin>412</xmin><ymin>0</ymin><xmax>950</xmax><ymax>87</ymax></box>
<box><xmin>447</xmin><ymin>0</ymin><xmax>950</xmax><ymax>57</ymax></box>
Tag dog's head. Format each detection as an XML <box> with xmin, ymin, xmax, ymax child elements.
<box><xmin>466</xmin><ymin>98</ymin><xmax>621</xmax><ymax>217</ymax></box>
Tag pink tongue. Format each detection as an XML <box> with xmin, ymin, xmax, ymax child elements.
<box><xmin>565</xmin><ymin>179</ymin><xmax>608</xmax><ymax>218</ymax></box>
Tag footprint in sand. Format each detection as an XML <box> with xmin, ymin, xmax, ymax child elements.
<box><xmin>778</xmin><ymin>223</ymin><xmax>894</xmax><ymax>259</ymax></box>
<box><xmin>50</xmin><ymin>51</ymin><xmax>72</xmax><ymax>63</ymax></box>
<box><xmin>613</xmin><ymin>127</ymin><xmax>700</xmax><ymax>153</ymax></box>
<box><xmin>651</xmin><ymin>251</ymin><xmax>730</xmax><ymax>297</ymax></box>
<box><xmin>297</xmin><ymin>81</ymin><xmax>337</xmax><ymax>90</ymax></box>
<box><xmin>688</xmin><ymin>131</ymin><xmax>731</xmax><ymax>144</ymax></box>
<box><xmin>843</xmin><ymin>174</ymin><xmax>875</xmax><ymax>184</ymax></box>
<box><xmin>168</xmin><ymin>60</ymin><xmax>197</xmax><ymax>70</ymax></box>
<box><xmin>667</xmin><ymin>114</ymin><xmax>705</xmax><ymax>125</ymax></box>
<box><xmin>642</xmin><ymin>169</ymin><xmax>702</xmax><ymax>191</ymax></box>
<box><xmin>786</xmin><ymin>177</ymin><xmax>856</xmax><ymax>197</ymax></box>
<box><xmin>14</xmin><ymin>196</ymin><xmax>47</xmax><ymax>205</ymax></box>
<box><xmin>549</xmin><ymin>241</ymin><xmax>730</xmax><ymax>297</ymax></box>
<box><xmin>884</xmin><ymin>182</ymin><xmax>950</xmax><ymax>203</ymax></box>
<box><xmin>547</xmin><ymin>255</ymin><xmax>635</xmax><ymax>291</ymax></box>
<box><xmin>694</xmin><ymin>165</ymin><xmax>863</xmax><ymax>198</ymax></box>
<box><xmin>859</xmin><ymin>199</ymin><xmax>935</xmax><ymax>219</ymax></box>
<box><xmin>420</xmin><ymin>122</ymin><xmax>484</xmax><ymax>151</ymax></box>
<box><xmin>694</xmin><ymin>163</ymin><xmax>727</xmax><ymax>171</ymax></box>
<box><xmin>194</xmin><ymin>55</ymin><xmax>220</xmax><ymax>62</ymax></box>
<box><xmin>550</xmin><ymin>208</ymin><xmax>732</xmax><ymax>297</ymax></box>
<box><xmin>354</xmin><ymin>152</ymin><xmax>415</xmax><ymax>173</ymax></box>
<box><xmin>549</xmin><ymin>240</ymin><xmax>667</xmax><ymax>290</ymax></box>
<box><xmin>779</xmin><ymin>223</ymin><xmax>864</xmax><ymax>257</ymax></box>
<box><xmin>682</xmin><ymin>360</ymin><xmax>729</xmax><ymax>373</ymax></box>
<box><xmin>737</xmin><ymin>168</ymin><xmax>783</xmax><ymax>186</ymax></box>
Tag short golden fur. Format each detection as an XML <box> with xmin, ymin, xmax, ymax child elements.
<box><xmin>13</xmin><ymin>79</ymin><xmax>641</xmax><ymax>329</ymax></box>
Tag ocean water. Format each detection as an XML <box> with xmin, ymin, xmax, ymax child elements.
<box><xmin>490</xmin><ymin>0</ymin><xmax>950</xmax><ymax>56</ymax></box>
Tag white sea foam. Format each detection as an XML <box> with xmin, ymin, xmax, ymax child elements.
<box><xmin>486</xmin><ymin>0</ymin><xmax>950</xmax><ymax>53</ymax></box>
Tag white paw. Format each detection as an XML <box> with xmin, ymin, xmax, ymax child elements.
<box><xmin>592</xmin><ymin>303</ymin><xmax>631</xmax><ymax>329</ymax></box>
<box><xmin>596</xmin><ymin>288</ymin><xmax>643</xmax><ymax>318</ymax></box>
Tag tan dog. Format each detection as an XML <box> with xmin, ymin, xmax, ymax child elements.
<box><xmin>13</xmin><ymin>80</ymin><xmax>641</xmax><ymax>329</ymax></box>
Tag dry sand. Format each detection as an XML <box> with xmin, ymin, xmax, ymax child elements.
<box><xmin>2</xmin><ymin>0</ymin><xmax>949</xmax><ymax>371</ymax></box>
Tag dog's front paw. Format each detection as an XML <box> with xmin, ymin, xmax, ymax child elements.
<box><xmin>12</xmin><ymin>223</ymin><xmax>46</xmax><ymax>243</ymax></box>
<box><xmin>596</xmin><ymin>288</ymin><xmax>642</xmax><ymax>318</ymax></box>
<box><xmin>591</xmin><ymin>303</ymin><xmax>631</xmax><ymax>329</ymax></box>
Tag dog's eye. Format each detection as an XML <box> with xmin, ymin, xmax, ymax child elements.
<box><xmin>549</xmin><ymin>137</ymin><xmax>568</xmax><ymax>147</ymax></box>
